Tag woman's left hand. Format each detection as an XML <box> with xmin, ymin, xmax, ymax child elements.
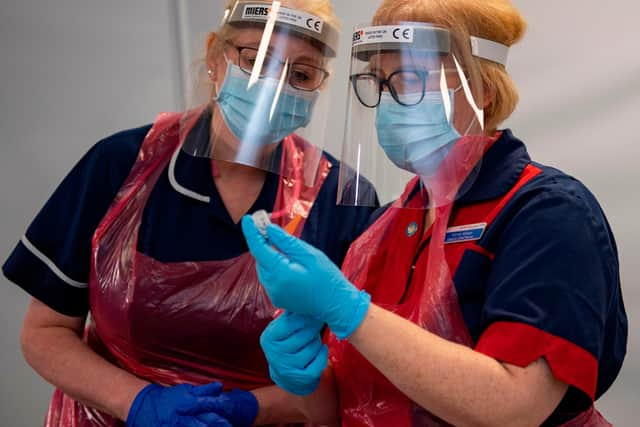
<box><xmin>260</xmin><ymin>312</ymin><xmax>328</xmax><ymax>396</ymax></box>
<box><xmin>205</xmin><ymin>389</ymin><xmax>259</xmax><ymax>427</ymax></box>
<box><xmin>241</xmin><ymin>216</ymin><xmax>371</xmax><ymax>339</ymax></box>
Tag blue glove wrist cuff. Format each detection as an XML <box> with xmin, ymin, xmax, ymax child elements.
<box><xmin>229</xmin><ymin>389</ymin><xmax>259</xmax><ymax>427</ymax></box>
<box><xmin>126</xmin><ymin>384</ymin><xmax>159</xmax><ymax>426</ymax></box>
<box><xmin>331</xmin><ymin>290</ymin><xmax>372</xmax><ymax>340</ymax></box>
<box><xmin>278</xmin><ymin>378</ymin><xmax>322</xmax><ymax>397</ymax></box>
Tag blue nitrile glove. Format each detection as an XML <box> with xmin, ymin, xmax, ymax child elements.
<box><xmin>241</xmin><ymin>216</ymin><xmax>371</xmax><ymax>339</ymax></box>
<box><xmin>260</xmin><ymin>312</ymin><xmax>328</xmax><ymax>396</ymax></box>
<box><xmin>206</xmin><ymin>389</ymin><xmax>259</xmax><ymax>427</ymax></box>
<box><xmin>127</xmin><ymin>382</ymin><xmax>233</xmax><ymax>427</ymax></box>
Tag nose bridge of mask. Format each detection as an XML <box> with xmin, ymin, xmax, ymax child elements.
<box><xmin>216</xmin><ymin>62</ymin><xmax>319</xmax><ymax>142</ymax></box>
<box><xmin>423</xmin><ymin>88</ymin><xmax>456</xmax><ymax>125</ymax></box>
<box><xmin>229</xmin><ymin>63</ymin><xmax>318</xmax><ymax>116</ymax></box>
<box><xmin>378</xmin><ymin>88</ymin><xmax>455</xmax><ymax>128</ymax></box>
<box><xmin>375</xmin><ymin>87</ymin><xmax>461</xmax><ymax>175</ymax></box>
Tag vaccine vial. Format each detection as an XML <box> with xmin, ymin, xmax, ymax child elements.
<box><xmin>252</xmin><ymin>210</ymin><xmax>271</xmax><ymax>238</ymax></box>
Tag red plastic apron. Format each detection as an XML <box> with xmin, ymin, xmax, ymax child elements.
<box><xmin>44</xmin><ymin>108</ymin><xmax>331</xmax><ymax>427</ymax></box>
<box><xmin>328</xmin><ymin>138</ymin><xmax>610</xmax><ymax>426</ymax></box>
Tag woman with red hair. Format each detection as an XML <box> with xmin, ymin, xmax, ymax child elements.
<box><xmin>247</xmin><ymin>1</ymin><xmax>627</xmax><ymax>425</ymax></box>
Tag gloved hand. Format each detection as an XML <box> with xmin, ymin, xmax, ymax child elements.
<box><xmin>126</xmin><ymin>382</ymin><xmax>232</xmax><ymax>427</ymax></box>
<box><xmin>205</xmin><ymin>389</ymin><xmax>259</xmax><ymax>427</ymax></box>
<box><xmin>260</xmin><ymin>312</ymin><xmax>328</xmax><ymax>396</ymax></box>
<box><xmin>241</xmin><ymin>216</ymin><xmax>371</xmax><ymax>339</ymax></box>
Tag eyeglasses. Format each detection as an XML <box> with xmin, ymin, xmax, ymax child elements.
<box><xmin>351</xmin><ymin>69</ymin><xmax>459</xmax><ymax>108</ymax></box>
<box><xmin>224</xmin><ymin>42</ymin><xmax>330</xmax><ymax>92</ymax></box>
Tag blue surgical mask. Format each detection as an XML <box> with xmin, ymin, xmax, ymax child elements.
<box><xmin>215</xmin><ymin>63</ymin><xmax>319</xmax><ymax>145</ymax></box>
<box><xmin>375</xmin><ymin>89</ymin><xmax>461</xmax><ymax>176</ymax></box>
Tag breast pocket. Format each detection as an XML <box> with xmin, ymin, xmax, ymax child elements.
<box><xmin>452</xmin><ymin>245</ymin><xmax>494</xmax><ymax>343</ymax></box>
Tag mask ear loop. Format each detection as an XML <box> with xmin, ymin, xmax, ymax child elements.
<box><xmin>211</xmin><ymin>86</ymin><xmax>220</xmax><ymax>102</ymax></box>
<box><xmin>444</xmin><ymin>57</ymin><xmax>482</xmax><ymax>136</ymax></box>
<box><xmin>208</xmin><ymin>47</ymin><xmax>235</xmax><ymax>166</ymax></box>
<box><xmin>210</xmin><ymin>45</ymin><xmax>234</xmax><ymax>102</ymax></box>
<box><xmin>208</xmin><ymin>69</ymin><xmax>220</xmax><ymax>102</ymax></box>
<box><xmin>453</xmin><ymin>55</ymin><xmax>484</xmax><ymax>131</ymax></box>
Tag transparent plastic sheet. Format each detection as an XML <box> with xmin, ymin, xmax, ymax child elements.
<box><xmin>337</xmin><ymin>23</ymin><xmax>488</xmax><ymax>209</ymax></box>
<box><xmin>560</xmin><ymin>407</ymin><xmax>612</xmax><ymax>427</ymax></box>
<box><xmin>183</xmin><ymin>0</ymin><xmax>339</xmax><ymax>188</ymax></box>
<box><xmin>43</xmin><ymin>109</ymin><xmax>331</xmax><ymax>426</ymax></box>
<box><xmin>328</xmin><ymin>142</ymin><xmax>480</xmax><ymax>427</ymax></box>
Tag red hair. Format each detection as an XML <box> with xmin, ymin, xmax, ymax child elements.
<box><xmin>373</xmin><ymin>0</ymin><xmax>527</xmax><ymax>132</ymax></box>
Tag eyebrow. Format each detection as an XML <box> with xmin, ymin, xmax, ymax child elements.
<box><xmin>236</xmin><ymin>44</ymin><xmax>322</xmax><ymax>66</ymax></box>
<box><xmin>366</xmin><ymin>66</ymin><xmax>384</xmax><ymax>77</ymax></box>
<box><xmin>292</xmin><ymin>55</ymin><xmax>324</xmax><ymax>67</ymax></box>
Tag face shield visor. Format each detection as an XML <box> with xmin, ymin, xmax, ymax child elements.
<box><xmin>181</xmin><ymin>1</ymin><xmax>339</xmax><ymax>187</ymax></box>
<box><xmin>338</xmin><ymin>23</ymin><xmax>509</xmax><ymax>208</ymax></box>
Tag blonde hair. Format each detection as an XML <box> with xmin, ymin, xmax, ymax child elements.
<box><xmin>373</xmin><ymin>0</ymin><xmax>527</xmax><ymax>132</ymax></box>
<box><xmin>206</xmin><ymin>0</ymin><xmax>340</xmax><ymax>58</ymax></box>
<box><xmin>185</xmin><ymin>1</ymin><xmax>339</xmax><ymax>106</ymax></box>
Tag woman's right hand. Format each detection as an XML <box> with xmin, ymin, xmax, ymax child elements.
<box><xmin>20</xmin><ymin>299</ymin><xmax>232</xmax><ymax>424</ymax></box>
<box><xmin>126</xmin><ymin>382</ymin><xmax>232</xmax><ymax>427</ymax></box>
<box><xmin>260</xmin><ymin>312</ymin><xmax>328</xmax><ymax>396</ymax></box>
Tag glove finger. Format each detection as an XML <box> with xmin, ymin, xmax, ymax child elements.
<box><xmin>266</xmin><ymin>311</ymin><xmax>309</xmax><ymax>340</ymax></box>
<box><xmin>283</xmin><ymin>312</ymin><xmax>324</xmax><ymax>333</ymax></box>
<box><xmin>177</xmin><ymin>394</ymin><xmax>228</xmax><ymax>416</ymax></box>
<box><xmin>268</xmin><ymin>346</ymin><xmax>327</xmax><ymax>394</ymax></box>
<box><xmin>176</xmin><ymin>416</ymin><xmax>207</xmax><ymax>427</ymax></box>
<box><xmin>190</xmin><ymin>381</ymin><xmax>223</xmax><ymax>397</ymax></box>
<box><xmin>298</xmin><ymin>313</ymin><xmax>326</xmax><ymax>333</ymax></box>
<box><xmin>176</xmin><ymin>415</ymin><xmax>232</xmax><ymax>427</ymax></box>
<box><xmin>265</xmin><ymin>223</ymin><xmax>320</xmax><ymax>263</ymax></box>
<box><xmin>195</xmin><ymin>412</ymin><xmax>233</xmax><ymax>427</ymax></box>
<box><xmin>275</xmin><ymin>340</ymin><xmax>324</xmax><ymax>371</ymax></box>
<box><xmin>261</xmin><ymin>314</ymin><xmax>322</xmax><ymax>359</ymax></box>
<box><xmin>305</xmin><ymin>344</ymin><xmax>329</xmax><ymax>375</ymax></box>
<box><xmin>271</xmin><ymin>367</ymin><xmax>320</xmax><ymax>397</ymax></box>
<box><xmin>241</xmin><ymin>216</ymin><xmax>286</xmax><ymax>268</ymax></box>
<box><xmin>276</xmin><ymin>326</ymin><xmax>323</xmax><ymax>356</ymax></box>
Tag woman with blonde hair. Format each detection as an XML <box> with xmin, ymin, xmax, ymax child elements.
<box><xmin>246</xmin><ymin>0</ymin><xmax>627</xmax><ymax>425</ymax></box>
<box><xmin>3</xmin><ymin>1</ymin><xmax>377</xmax><ymax>426</ymax></box>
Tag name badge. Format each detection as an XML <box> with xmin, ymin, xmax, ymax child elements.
<box><xmin>444</xmin><ymin>223</ymin><xmax>487</xmax><ymax>244</ymax></box>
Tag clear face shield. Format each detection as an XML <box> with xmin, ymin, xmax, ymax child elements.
<box><xmin>338</xmin><ymin>23</ymin><xmax>508</xmax><ymax>209</ymax></box>
<box><xmin>181</xmin><ymin>1</ymin><xmax>339</xmax><ymax>186</ymax></box>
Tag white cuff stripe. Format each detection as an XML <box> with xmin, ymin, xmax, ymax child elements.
<box><xmin>20</xmin><ymin>236</ymin><xmax>89</xmax><ymax>289</ymax></box>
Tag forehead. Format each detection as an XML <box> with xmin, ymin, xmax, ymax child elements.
<box><xmin>230</xmin><ymin>27</ymin><xmax>324</xmax><ymax>62</ymax></box>
<box><xmin>367</xmin><ymin>50</ymin><xmax>454</xmax><ymax>72</ymax></box>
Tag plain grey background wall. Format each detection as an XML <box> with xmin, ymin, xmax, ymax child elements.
<box><xmin>1</xmin><ymin>1</ymin><xmax>638</xmax><ymax>425</ymax></box>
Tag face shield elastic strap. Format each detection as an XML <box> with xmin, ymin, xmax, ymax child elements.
<box><xmin>470</xmin><ymin>36</ymin><xmax>509</xmax><ymax>67</ymax></box>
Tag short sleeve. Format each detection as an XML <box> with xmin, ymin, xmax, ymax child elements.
<box><xmin>2</xmin><ymin>126</ymin><xmax>149</xmax><ymax>317</ymax></box>
<box><xmin>474</xmin><ymin>183</ymin><xmax>623</xmax><ymax>400</ymax></box>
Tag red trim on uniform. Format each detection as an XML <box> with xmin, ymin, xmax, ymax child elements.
<box><xmin>485</xmin><ymin>164</ymin><xmax>542</xmax><ymax>224</ymax></box>
<box><xmin>475</xmin><ymin>321</ymin><xmax>598</xmax><ymax>400</ymax></box>
<box><xmin>466</xmin><ymin>244</ymin><xmax>495</xmax><ymax>261</ymax></box>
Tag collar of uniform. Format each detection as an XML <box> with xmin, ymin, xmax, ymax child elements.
<box><xmin>456</xmin><ymin>129</ymin><xmax>531</xmax><ymax>204</ymax></box>
<box><xmin>168</xmin><ymin>108</ymin><xmax>282</xmax><ymax>224</ymax></box>
<box><xmin>168</xmin><ymin>109</ymin><xmax>216</xmax><ymax>203</ymax></box>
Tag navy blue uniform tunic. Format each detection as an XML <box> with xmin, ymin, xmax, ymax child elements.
<box><xmin>3</xmin><ymin>113</ymin><xmax>378</xmax><ymax>317</ymax></box>
<box><xmin>371</xmin><ymin>130</ymin><xmax>627</xmax><ymax>426</ymax></box>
